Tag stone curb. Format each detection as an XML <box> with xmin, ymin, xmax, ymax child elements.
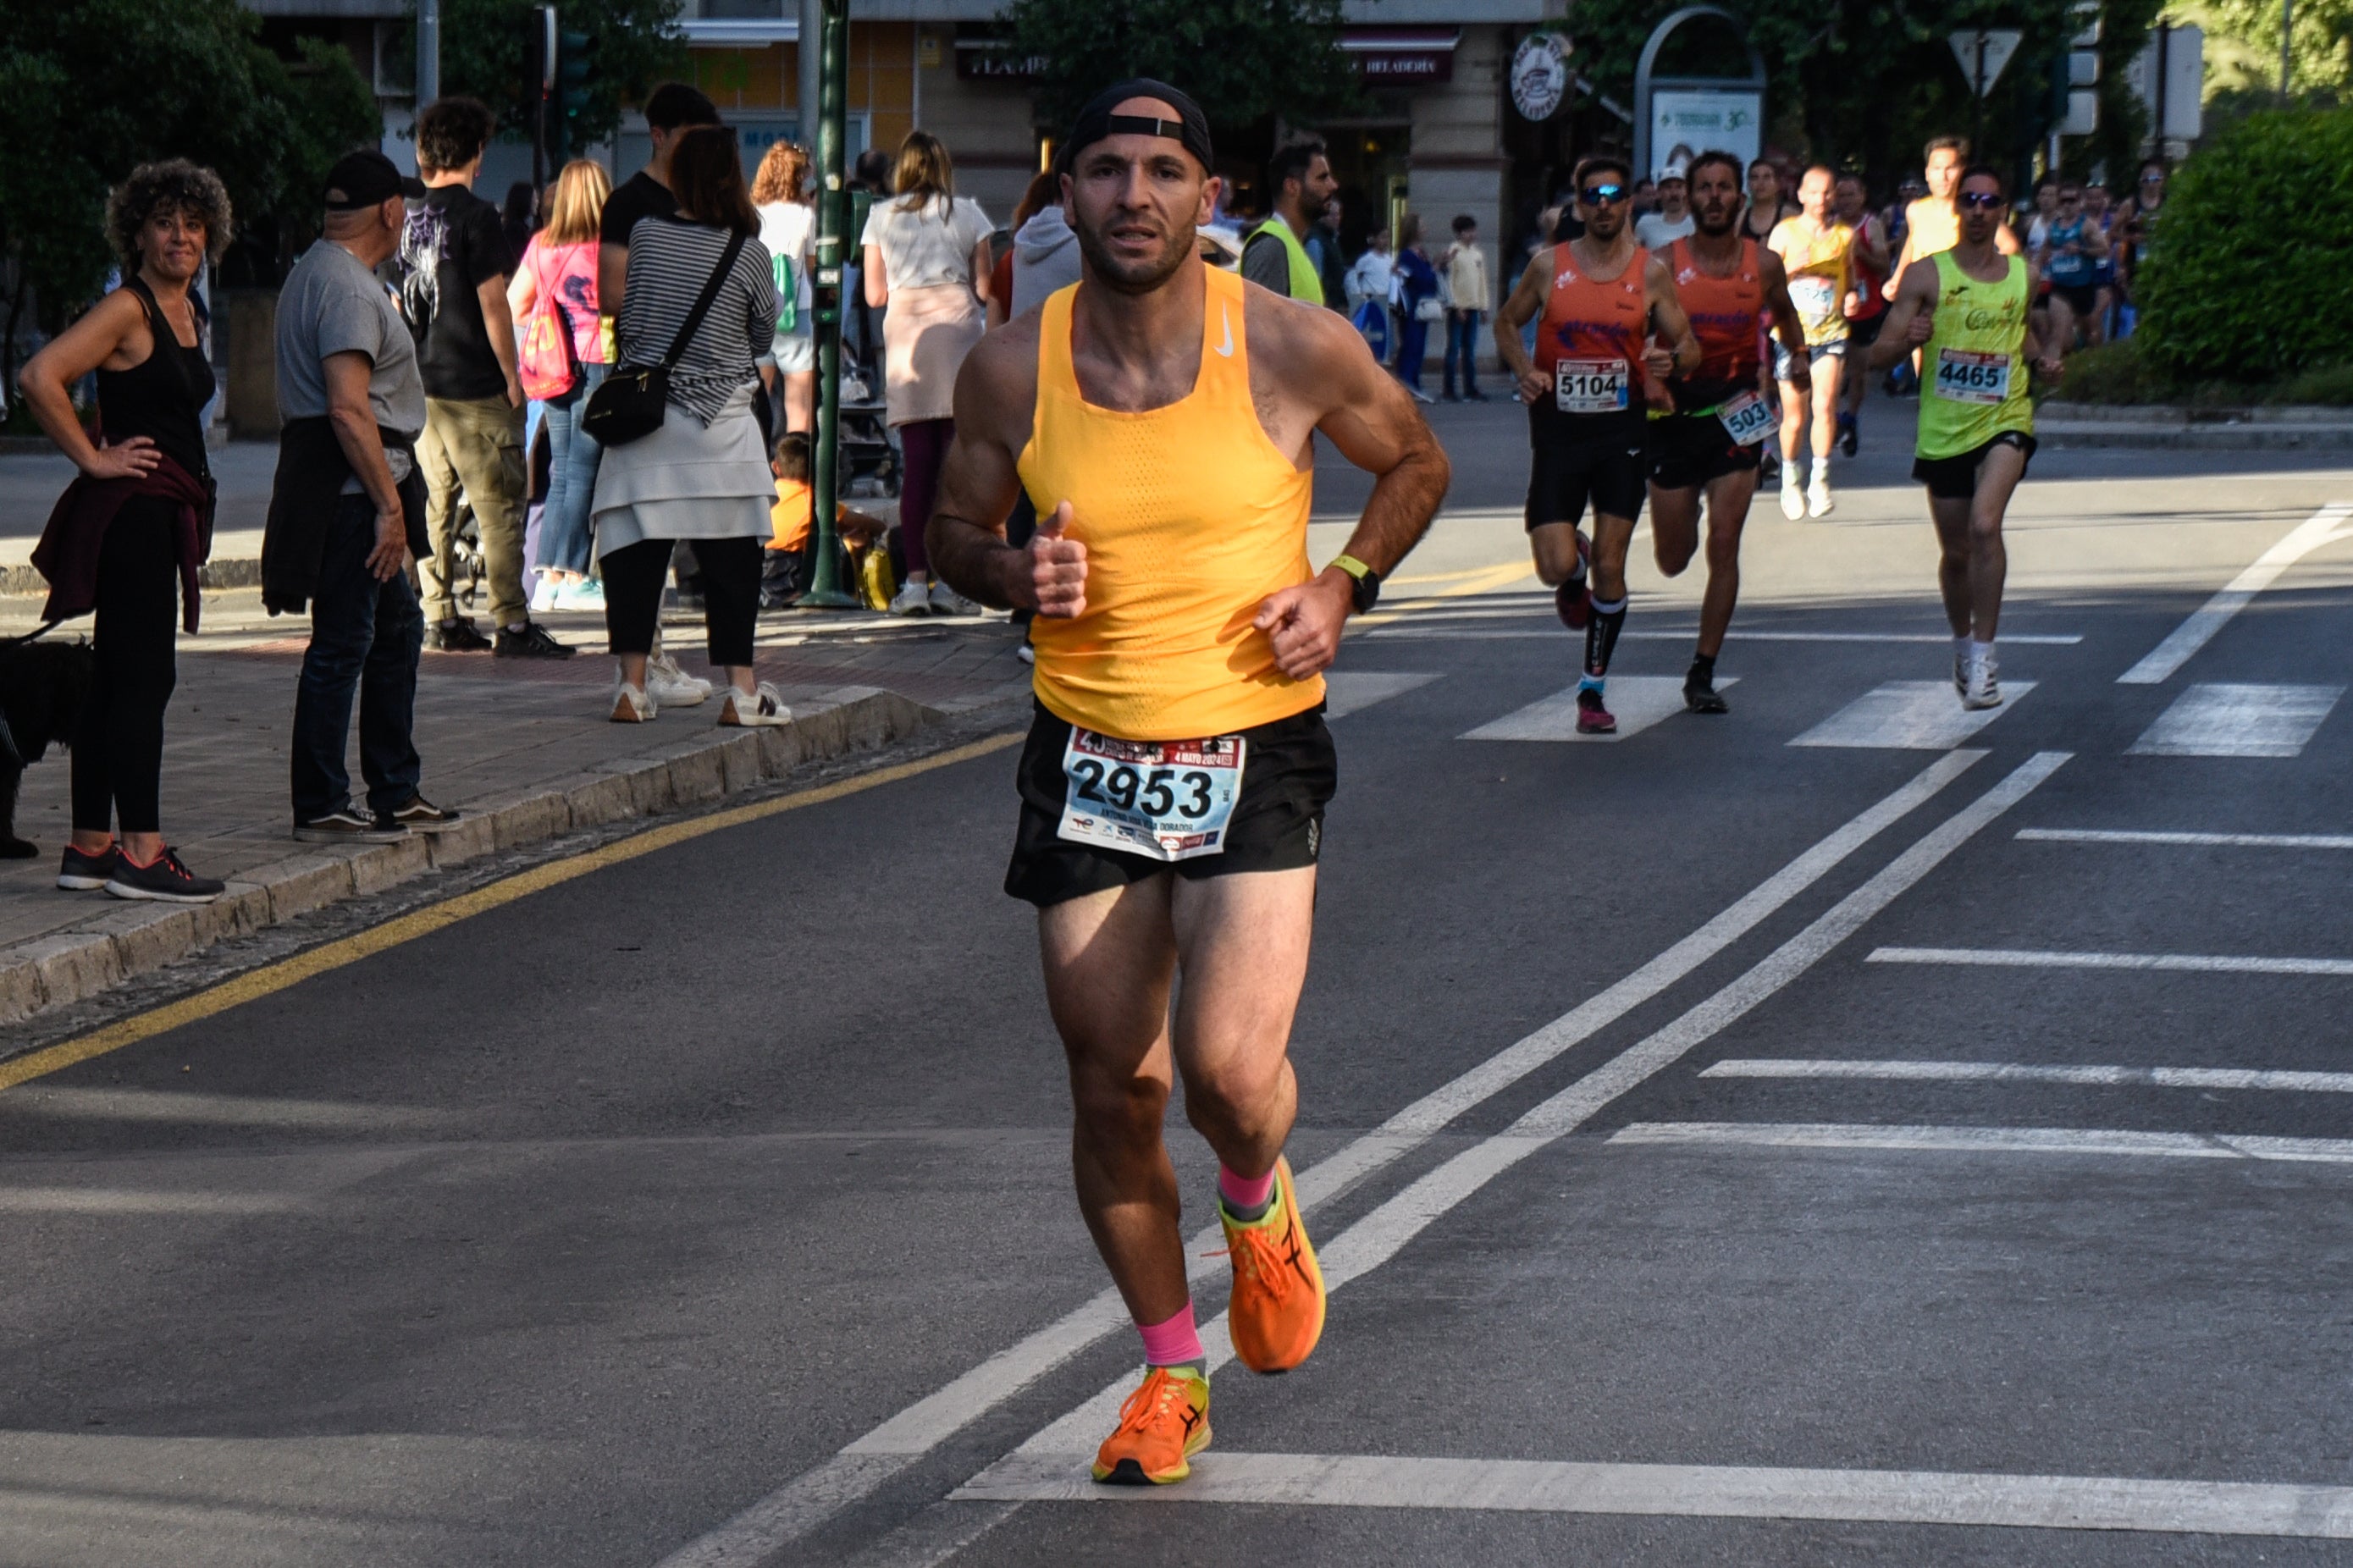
<box><xmin>2038</xmin><ymin>422</ymin><xmax>2353</xmax><ymax>450</ymax></box>
<box><xmin>3</xmin><ymin>559</ymin><xmax>264</xmax><ymax>600</ymax></box>
<box><xmin>0</xmin><ymin>686</ymin><xmax>935</xmax><ymax>1028</ymax></box>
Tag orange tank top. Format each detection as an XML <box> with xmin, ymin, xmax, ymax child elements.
<box><xmin>1534</xmin><ymin>243</ymin><xmax>1652</xmax><ymax>373</ymax></box>
<box><xmin>1668</xmin><ymin>237</ymin><xmax>1765</xmax><ymax>401</ymax></box>
<box><xmin>1018</xmin><ymin>265</ymin><xmax>1320</xmax><ymax>743</ymax></box>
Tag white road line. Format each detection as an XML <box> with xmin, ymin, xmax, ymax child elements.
<box><xmin>2018</xmin><ymin>827</ymin><xmax>2353</xmax><ymax>850</ymax></box>
<box><xmin>1368</xmin><ymin>628</ymin><xmax>2082</xmax><ymax>644</ymax></box>
<box><xmin>1008</xmin><ymin>753</ymin><xmax>2071</xmax><ymax>1465</ymax></box>
<box><xmin>2118</xmin><ymin>502</ymin><xmax>2353</xmax><ymax>685</ymax></box>
<box><xmin>1460</xmin><ymin>676</ymin><xmax>1737</xmax><ymax>742</ymax></box>
<box><xmin>1790</xmin><ymin>681</ymin><xmax>2036</xmax><ymax>750</ymax></box>
<box><xmin>2127</xmin><ymin>682</ymin><xmax>2345</xmax><ymax>758</ymax></box>
<box><xmin>1323</xmin><ymin>671</ymin><xmax>1441</xmax><ymax>719</ymax></box>
<box><xmin>954</xmin><ymin>1449</ymin><xmax>2353</xmax><ymax>1538</ymax></box>
<box><xmin>1869</xmin><ymin>947</ymin><xmax>2353</xmax><ymax>977</ymax></box>
<box><xmin>1610</xmin><ymin>1120</ymin><xmax>2353</xmax><ymax>1165</ymax></box>
<box><xmin>1701</xmin><ymin>1058</ymin><xmax>2353</xmax><ymax>1093</ymax></box>
<box><xmin>644</xmin><ymin>753</ymin><xmax>1992</xmax><ymax>1566</ymax></box>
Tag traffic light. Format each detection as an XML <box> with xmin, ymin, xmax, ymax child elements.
<box><xmin>558</xmin><ymin>28</ymin><xmax>594</xmax><ymax>160</ymax></box>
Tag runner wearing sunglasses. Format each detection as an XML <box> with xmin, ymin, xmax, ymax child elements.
<box><xmin>1647</xmin><ymin>150</ymin><xmax>1811</xmax><ymax>715</ymax></box>
<box><xmin>1495</xmin><ymin>155</ymin><xmax>1701</xmax><ymax>734</ymax></box>
<box><xmin>1870</xmin><ymin>166</ymin><xmax>2061</xmax><ymax>712</ymax></box>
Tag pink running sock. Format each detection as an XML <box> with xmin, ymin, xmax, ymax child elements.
<box><xmin>1218</xmin><ymin>1164</ymin><xmax>1278</xmax><ymax>1216</ymax></box>
<box><xmin>1136</xmin><ymin>1301</ymin><xmax>1205</xmax><ymax>1368</ymax></box>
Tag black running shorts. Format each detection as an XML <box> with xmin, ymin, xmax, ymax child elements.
<box><xmin>1846</xmin><ymin>312</ymin><xmax>1885</xmax><ymax>348</ymax></box>
<box><xmin>1004</xmin><ymin>701</ymin><xmax>1337</xmax><ymax>908</ymax></box>
<box><xmin>1912</xmin><ymin>430</ymin><xmax>2037</xmax><ymax>500</ymax></box>
<box><xmin>1649</xmin><ymin>410</ymin><xmax>1763</xmax><ymax>491</ymax></box>
<box><xmin>1526</xmin><ymin>400</ymin><xmax>1649</xmax><ymax>531</ymax></box>
<box><xmin>2050</xmin><ymin>282</ymin><xmax>2099</xmax><ymax>318</ymax></box>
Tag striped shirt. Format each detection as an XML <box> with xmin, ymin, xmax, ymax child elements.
<box><xmin>616</xmin><ymin>215</ymin><xmax>776</xmax><ymax>426</ymax></box>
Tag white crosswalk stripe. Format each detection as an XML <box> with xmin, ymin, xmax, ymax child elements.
<box><xmin>1460</xmin><ymin>676</ymin><xmax>1734</xmax><ymax>742</ymax></box>
<box><xmin>1322</xmin><ymin>671</ymin><xmax>1441</xmax><ymax>719</ymax></box>
<box><xmin>2127</xmin><ymin>682</ymin><xmax>2345</xmax><ymax>758</ymax></box>
<box><xmin>1790</xmin><ymin>680</ymin><xmax>2035</xmax><ymax>749</ymax></box>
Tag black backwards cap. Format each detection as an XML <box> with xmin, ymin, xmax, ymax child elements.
<box><xmin>1064</xmin><ymin>79</ymin><xmax>1215</xmax><ymax>173</ymax></box>
<box><xmin>323</xmin><ymin>149</ymin><xmax>426</xmax><ymax>210</ymax></box>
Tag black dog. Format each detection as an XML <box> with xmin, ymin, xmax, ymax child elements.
<box><xmin>0</xmin><ymin>636</ymin><xmax>94</xmax><ymax>858</ymax></box>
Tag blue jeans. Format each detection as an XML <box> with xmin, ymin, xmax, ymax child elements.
<box><xmin>291</xmin><ymin>493</ymin><xmax>424</xmax><ymax>821</ymax></box>
<box><xmin>1396</xmin><ymin>316</ymin><xmax>1430</xmax><ymax>389</ymax></box>
<box><xmin>537</xmin><ymin>362</ymin><xmax>608</xmax><ymax>577</ymax></box>
<box><xmin>1444</xmin><ymin>310</ymin><xmax>1484</xmax><ymax>397</ymax></box>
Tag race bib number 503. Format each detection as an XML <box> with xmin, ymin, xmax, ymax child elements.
<box><xmin>1934</xmin><ymin>348</ymin><xmax>2012</xmax><ymax>405</ymax></box>
<box><xmin>1057</xmin><ymin>729</ymin><xmax>1246</xmax><ymax>862</ymax></box>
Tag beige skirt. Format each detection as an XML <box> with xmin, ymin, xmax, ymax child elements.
<box><xmin>882</xmin><ymin>282</ymin><xmax>985</xmax><ymax>427</ymax></box>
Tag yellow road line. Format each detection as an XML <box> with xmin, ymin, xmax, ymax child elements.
<box><xmin>1350</xmin><ymin>560</ymin><xmax>1536</xmax><ymax>629</ymax></box>
<box><xmin>0</xmin><ymin>731</ymin><xmax>1023</xmax><ymax>1094</ymax></box>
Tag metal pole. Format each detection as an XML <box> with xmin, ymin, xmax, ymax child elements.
<box><xmin>1973</xmin><ymin>36</ymin><xmax>1986</xmax><ymax>152</ymax></box>
<box><xmin>417</xmin><ymin>0</ymin><xmax>439</xmax><ymax>108</ymax></box>
<box><xmin>802</xmin><ymin>0</ymin><xmax>859</xmax><ymax>607</ymax></box>
<box><xmin>2153</xmin><ymin>22</ymin><xmax>2169</xmax><ymax>155</ymax></box>
<box><xmin>798</xmin><ymin>0</ymin><xmax>822</xmax><ymax>145</ymax></box>
<box><xmin>534</xmin><ymin>5</ymin><xmax>557</xmax><ymax>192</ymax></box>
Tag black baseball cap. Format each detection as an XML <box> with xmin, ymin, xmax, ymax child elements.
<box><xmin>322</xmin><ymin>149</ymin><xmax>427</xmax><ymax>211</ymax></box>
<box><xmin>1064</xmin><ymin>79</ymin><xmax>1215</xmax><ymax>174</ymax></box>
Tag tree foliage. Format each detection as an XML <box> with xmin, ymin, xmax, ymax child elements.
<box><xmin>2135</xmin><ymin>106</ymin><xmax>2353</xmax><ymax>380</ymax></box>
<box><xmin>434</xmin><ymin>0</ymin><xmax>688</xmax><ymax>153</ymax></box>
<box><xmin>0</xmin><ymin>0</ymin><xmax>378</xmax><ymax>393</ymax></box>
<box><xmin>1003</xmin><ymin>0</ymin><xmax>1362</xmax><ymax>135</ymax></box>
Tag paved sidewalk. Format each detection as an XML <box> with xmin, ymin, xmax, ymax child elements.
<box><xmin>0</xmin><ymin>595</ymin><xmax>1032</xmax><ymax>1024</ymax></box>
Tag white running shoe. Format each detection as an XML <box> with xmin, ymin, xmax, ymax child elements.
<box><xmin>645</xmin><ymin>648</ymin><xmax>711</xmax><ymax>707</ymax></box>
<box><xmin>889</xmin><ymin>580</ymin><xmax>931</xmax><ymax>616</ymax></box>
<box><xmin>558</xmin><ymin>577</ymin><xmax>605</xmax><ymax>611</ymax></box>
<box><xmin>529</xmin><ymin>574</ymin><xmax>561</xmax><ymax>615</ymax></box>
<box><xmin>718</xmin><ymin>682</ymin><xmax>793</xmax><ymax>727</ymax></box>
<box><xmin>927</xmin><ymin>579</ymin><xmax>977</xmax><ymax>616</ymax></box>
<box><xmin>1779</xmin><ymin>473</ymin><xmax>1805</xmax><ymax>520</ymax></box>
<box><xmin>610</xmin><ymin>681</ymin><xmax>656</xmax><ymax>723</ymax></box>
<box><xmin>1806</xmin><ymin>474</ymin><xmax>1835</xmax><ymax>517</ymax></box>
<box><xmin>1961</xmin><ymin>650</ymin><xmax>2002</xmax><ymax>710</ymax></box>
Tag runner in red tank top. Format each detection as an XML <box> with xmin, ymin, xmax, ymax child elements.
<box><xmin>1645</xmin><ymin>151</ymin><xmax>1809</xmax><ymax>714</ymax></box>
<box><xmin>1494</xmin><ymin>155</ymin><xmax>1698</xmax><ymax>735</ymax></box>
<box><xmin>1834</xmin><ymin>171</ymin><xmax>1892</xmax><ymax>455</ymax></box>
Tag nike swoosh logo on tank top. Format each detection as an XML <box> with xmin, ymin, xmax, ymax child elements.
<box><xmin>1217</xmin><ymin>305</ymin><xmax>1234</xmax><ymax>358</ymax></box>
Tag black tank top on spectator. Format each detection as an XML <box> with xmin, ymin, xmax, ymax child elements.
<box><xmin>97</xmin><ymin>276</ymin><xmax>214</xmax><ymax>483</ymax></box>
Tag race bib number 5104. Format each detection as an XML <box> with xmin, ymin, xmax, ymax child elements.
<box><xmin>1555</xmin><ymin>356</ymin><xmax>1630</xmax><ymax>415</ymax></box>
<box><xmin>1934</xmin><ymin>348</ymin><xmax>2012</xmax><ymax>405</ymax></box>
<box><xmin>1057</xmin><ymin>729</ymin><xmax>1246</xmax><ymax>862</ymax></box>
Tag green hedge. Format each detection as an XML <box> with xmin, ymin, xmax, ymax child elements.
<box><xmin>2138</xmin><ymin>108</ymin><xmax>2353</xmax><ymax>382</ymax></box>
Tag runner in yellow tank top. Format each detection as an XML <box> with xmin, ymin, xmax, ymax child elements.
<box><xmin>1870</xmin><ymin>163</ymin><xmax>2059</xmax><ymax>712</ymax></box>
<box><xmin>928</xmin><ymin>80</ymin><xmax>1449</xmax><ymax>1488</ymax></box>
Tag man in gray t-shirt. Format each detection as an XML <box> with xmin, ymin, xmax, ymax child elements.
<box><xmin>268</xmin><ymin>150</ymin><xmax>461</xmax><ymax>844</ymax></box>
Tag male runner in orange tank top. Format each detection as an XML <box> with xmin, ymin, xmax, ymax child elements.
<box><xmin>1494</xmin><ymin>155</ymin><xmax>1700</xmax><ymax>734</ymax></box>
<box><xmin>1645</xmin><ymin>151</ymin><xmax>1810</xmax><ymax>714</ymax></box>
<box><xmin>928</xmin><ymin>80</ymin><xmax>1449</xmax><ymax>1488</ymax></box>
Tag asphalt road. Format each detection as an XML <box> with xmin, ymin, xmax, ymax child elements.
<box><xmin>7</xmin><ymin>392</ymin><xmax>2353</xmax><ymax>1566</ymax></box>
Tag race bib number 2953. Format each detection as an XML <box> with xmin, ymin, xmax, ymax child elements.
<box><xmin>1057</xmin><ymin>729</ymin><xmax>1246</xmax><ymax>862</ymax></box>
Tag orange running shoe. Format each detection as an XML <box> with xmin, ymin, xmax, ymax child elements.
<box><xmin>1092</xmin><ymin>1364</ymin><xmax>1212</xmax><ymax>1485</ymax></box>
<box><xmin>1221</xmin><ymin>1155</ymin><xmax>1327</xmax><ymax>1373</ymax></box>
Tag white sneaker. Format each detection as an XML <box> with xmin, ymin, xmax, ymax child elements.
<box><xmin>1806</xmin><ymin>474</ymin><xmax>1835</xmax><ymax>517</ymax></box>
<box><xmin>610</xmin><ymin>681</ymin><xmax>656</xmax><ymax>723</ymax></box>
<box><xmin>558</xmin><ymin>577</ymin><xmax>605</xmax><ymax>611</ymax></box>
<box><xmin>927</xmin><ymin>579</ymin><xmax>977</xmax><ymax>616</ymax></box>
<box><xmin>1961</xmin><ymin>650</ymin><xmax>2002</xmax><ymax>710</ymax></box>
<box><xmin>1015</xmin><ymin>642</ymin><xmax>1036</xmax><ymax>665</ymax></box>
<box><xmin>1779</xmin><ymin>474</ymin><xmax>1805</xmax><ymax>520</ymax></box>
<box><xmin>529</xmin><ymin>575</ymin><xmax>561</xmax><ymax>615</ymax></box>
<box><xmin>889</xmin><ymin>580</ymin><xmax>931</xmax><ymax>616</ymax></box>
<box><xmin>645</xmin><ymin>648</ymin><xmax>711</xmax><ymax>707</ymax></box>
<box><xmin>718</xmin><ymin>681</ymin><xmax>793</xmax><ymax>727</ymax></box>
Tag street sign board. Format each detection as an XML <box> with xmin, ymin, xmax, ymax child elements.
<box><xmin>1512</xmin><ymin>32</ymin><xmax>1571</xmax><ymax>120</ymax></box>
<box><xmin>1649</xmin><ymin>89</ymin><xmax>1761</xmax><ymax>179</ymax></box>
<box><xmin>1948</xmin><ymin>29</ymin><xmax>2024</xmax><ymax>95</ymax></box>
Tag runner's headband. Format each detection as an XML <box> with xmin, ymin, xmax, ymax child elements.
<box><xmin>1064</xmin><ymin>80</ymin><xmax>1215</xmax><ymax>173</ymax></box>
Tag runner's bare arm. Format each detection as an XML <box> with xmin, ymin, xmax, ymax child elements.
<box><xmin>2022</xmin><ymin>320</ymin><xmax>2062</xmax><ymax>379</ymax></box>
<box><xmin>1854</xmin><ymin>216</ymin><xmax>1891</xmax><ymax>277</ymax></box>
<box><xmin>925</xmin><ymin>317</ymin><xmax>1089</xmax><ymax>617</ymax></box>
<box><xmin>1758</xmin><ymin>250</ymin><xmax>1812</xmax><ymax>393</ymax></box>
<box><xmin>1247</xmin><ymin>293</ymin><xmax>1452</xmax><ymax>681</ymax></box>
<box><xmin>1643</xmin><ymin>255</ymin><xmax>1702</xmax><ymax>381</ymax></box>
<box><xmin>1867</xmin><ymin>258</ymin><xmax>1940</xmax><ymax>373</ymax></box>
<box><xmin>1492</xmin><ymin>247</ymin><xmax>1552</xmax><ymax>403</ymax></box>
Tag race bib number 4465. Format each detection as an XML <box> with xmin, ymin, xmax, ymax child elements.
<box><xmin>1555</xmin><ymin>357</ymin><xmax>1630</xmax><ymax>415</ymax></box>
<box><xmin>1934</xmin><ymin>348</ymin><xmax>2013</xmax><ymax>405</ymax></box>
<box><xmin>1058</xmin><ymin>729</ymin><xmax>1246</xmax><ymax>862</ymax></box>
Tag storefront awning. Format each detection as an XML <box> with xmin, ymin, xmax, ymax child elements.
<box><xmin>677</xmin><ymin>18</ymin><xmax>798</xmax><ymax>47</ymax></box>
<box><xmin>1339</xmin><ymin>25</ymin><xmax>1460</xmax><ymax>83</ymax></box>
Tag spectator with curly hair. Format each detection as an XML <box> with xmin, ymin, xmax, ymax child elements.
<box><xmin>400</xmin><ymin>95</ymin><xmax>572</xmax><ymax>660</ymax></box>
<box><xmin>19</xmin><ymin>160</ymin><xmax>232</xmax><ymax>901</ymax></box>
<box><xmin>751</xmin><ymin>140</ymin><xmax>817</xmax><ymax>434</ymax></box>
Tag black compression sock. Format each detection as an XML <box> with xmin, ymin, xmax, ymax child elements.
<box><xmin>1585</xmin><ymin>596</ymin><xmax>1627</xmax><ymax>677</ymax></box>
<box><xmin>1687</xmin><ymin>652</ymin><xmax>1716</xmax><ymax>687</ymax></box>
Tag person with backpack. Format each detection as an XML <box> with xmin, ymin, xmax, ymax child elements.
<box><xmin>401</xmin><ymin>96</ymin><xmax>572</xmax><ymax>657</ymax></box>
<box><xmin>509</xmin><ymin>158</ymin><xmax>612</xmax><ymax>612</ymax></box>
<box><xmin>750</xmin><ymin>140</ymin><xmax>816</xmax><ymax>434</ymax></box>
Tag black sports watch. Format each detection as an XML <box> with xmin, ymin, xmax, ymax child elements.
<box><xmin>1332</xmin><ymin>554</ymin><xmax>1381</xmax><ymax>614</ymax></box>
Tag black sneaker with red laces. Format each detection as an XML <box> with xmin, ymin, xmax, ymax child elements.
<box><xmin>57</xmin><ymin>842</ymin><xmax>119</xmax><ymax>891</ymax></box>
<box><xmin>105</xmin><ymin>847</ymin><xmax>225</xmax><ymax>904</ymax></box>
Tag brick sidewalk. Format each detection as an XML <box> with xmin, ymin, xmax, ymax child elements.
<box><xmin>0</xmin><ymin>598</ymin><xmax>1031</xmax><ymax>1023</ymax></box>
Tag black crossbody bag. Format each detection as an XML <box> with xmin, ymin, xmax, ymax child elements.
<box><xmin>581</xmin><ymin>229</ymin><xmax>748</xmax><ymax>448</ymax></box>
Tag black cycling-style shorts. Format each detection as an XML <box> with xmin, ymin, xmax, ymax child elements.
<box><xmin>1846</xmin><ymin>312</ymin><xmax>1885</xmax><ymax>348</ymax></box>
<box><xmin>1648</xmin><ymin>410</ymin><xmax>1764</xmax><ymax>490</ymax></box>
<box><xmin>1913</xmin><ymin>430</ymin><xmax>2038</xmax><ymax>500</ymax></box>
<box><xmin>2050</xmin><ymin>282</ymin><xmax>2100</xmax><ymax>318</ymax></box>
<box><xmin>1526</xmin><ymin>400</ymin><xmax>1649</xmax><ymax>530</ymax></box>
<box><xmin>1003</xmin><ymin>701</ymin><xmax>1337</xmax><ymax>908</ymax></box>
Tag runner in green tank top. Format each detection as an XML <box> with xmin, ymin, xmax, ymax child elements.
<box><xmin>1870</xmin><ymin>164</ymin><xmax>2059</xmax><ymax>712</ymax></box>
